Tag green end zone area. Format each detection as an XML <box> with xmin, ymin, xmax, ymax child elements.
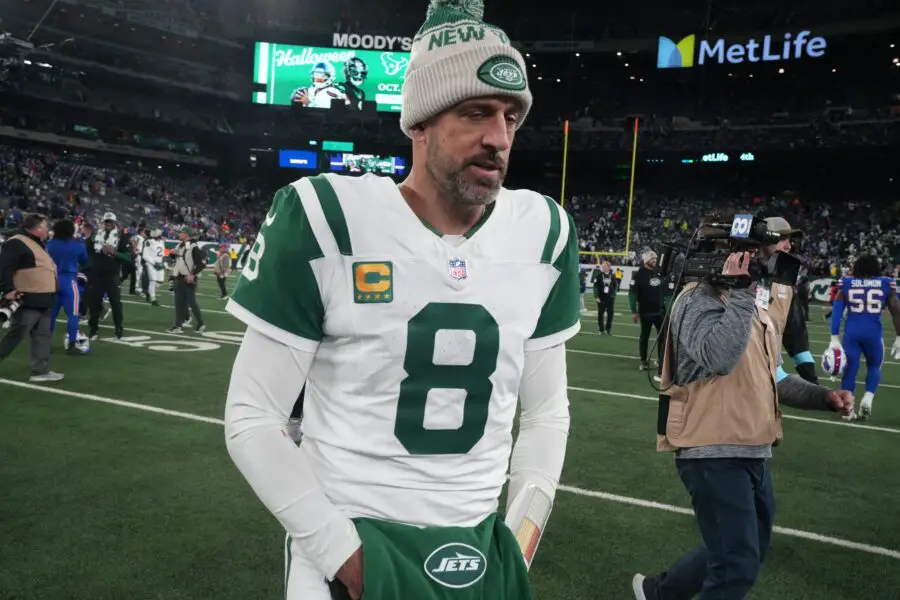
<box><xmin>1</xmin><ymin>281</ymin><xmax>898</xmax><ymax>599</ymax></box>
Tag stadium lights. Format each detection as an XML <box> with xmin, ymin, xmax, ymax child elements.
<box><xmin>639</xmin><ymin>78</ymin><xmax>644</xmax><ymax>82</ymax></box>
<box><xmin>575</xmin><ymin>52</ymin><xmax>580</xmax><ymax>57</ymax></box>
<box><xmin>537</xmin><ymin>76</ymin><xmax>543</xmax><ymax>80</ymax></box>
<box><xmin>617</xmin><ymin>51</ymin><xmax>622</xmax><ymax>56</ymax></box>
<box><xmin>778</xmin><ymin>67</ymin><xmax>785</xmax><ymax>73</ymax></box>
<box><xmin>625</xmin><ymin>63</ymin><xmax>629</xmax><ymax>67</ymax></box>
<box><xmin>630</xmin><ymin>75</ymin><xmax>635</xmax><ymax>80</ymax></box>
<box><xmin>532</xmin><ymin>63</ymin><xmax>536</xmax><ymax>67</ymax></box>
<box><xmin>556</xmin><ymin>78</ymin><xmax>561</xmax><ymax>82</ymax></box>
<box><xmin>832</xmin><ymin>68</ymin><xmax>837</xmax><ymax>72</ymax></box>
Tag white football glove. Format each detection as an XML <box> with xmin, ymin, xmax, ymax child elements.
<box><xmin>891</xmin><ymin>338</ymin><xmax>900</xmax><ymax>361</ymax></box>
<box><xmin>829</xmin><ymin>335</ymin><xmax>843</xmax><ymax>352</ymax></box>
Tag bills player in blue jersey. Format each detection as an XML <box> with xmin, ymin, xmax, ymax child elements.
<box><xmin>47</xmin><ymin>219</ymin><xmax>90</xmax><ymax>354</ymax></box>
<box><xmin>829</xmin><ymin>255</ymin><xmax>900</xmax><ymax>420</ymax></box>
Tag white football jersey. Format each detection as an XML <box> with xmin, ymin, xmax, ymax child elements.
<box><xmin>142</xmin><ymin>239</ymin><xmax>167</xmax><ymax>282</ymax></box>
<box><xmin>227</xmin><ymin>173</ymin><xmax>580</xmax><ymax>528</ymax></box>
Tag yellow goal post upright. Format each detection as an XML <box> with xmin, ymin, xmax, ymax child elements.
<box><xmin>559</xmin><ymin>117</ymin><xmax>640</xmax><ymax>265</ymax></box>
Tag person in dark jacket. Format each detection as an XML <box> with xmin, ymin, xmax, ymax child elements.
<box><xmin>87</xmin><ymin>212</ymin><xmax>130</xmax><ymax>340</ymax></box>
<box><xmin>0</xmin><ymin>213</ymin><xmax>64</xmax><ymax>381</ymax></box>
<box><xmin>592</xmin><ymin>260</ymin><xmax>618</xmax><ymax>335</ymax></box>
<box><xmin>629</xmin><ymin>249</ymin><xmax>668</xmax><ymax>371</ymax></box>
<box><xmin>760</xmin><ymin>217</ymin><xmax>818</xmax><ymax>384</ymax></box>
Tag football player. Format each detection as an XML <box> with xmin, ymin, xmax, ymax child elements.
<box><xmin>131</xmin><ymin>228</ymin><xmax>146</xmax><ymax>296</ymax></box>
<box><xmin>291</xmin><ymin>61</ymin><xmax>348</xmax><ymax>109</ymax></box>
<box><xmin>224</xmin><ymin>2</ymin><xmax>576</xmax><ymax>599</ymax></box>
<box><xmin>338</xmin><ymin>57</ymin><xmax>368</xmax><ymax>110</ymax></box>
<box><xmin>141</xmin><ymin>229</ymin><xmax>166</xmax><ymax>306</ymax></box>
<box><xmin>829</xmin><ymin>255</ymin><xmax>900</xmax><ymax>420</ymax></box>
<box><xmin>46</xmin><ymin>219</ymin><xmax>90</xmax><ymax>354</ymax></box>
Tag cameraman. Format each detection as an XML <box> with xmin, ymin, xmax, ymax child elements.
<box><xmin>0</xmin><ymin>213</ymin><xmax>64</xmax><ymax>382</ymax></box>
<box><xmin>632</xmin><ymin>250</ymin><xmax>853</xmax><ymax>600</ymax></box>
<box><xmin>759</xmin><ymin>217</ymin><xmax>818</xmax><ymax>383</ymax></box>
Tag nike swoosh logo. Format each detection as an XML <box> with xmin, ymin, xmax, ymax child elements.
<box><xmin>265</xmin><ymin>211</ymin><xmax>277</xmax><ymax>227</ymax></box>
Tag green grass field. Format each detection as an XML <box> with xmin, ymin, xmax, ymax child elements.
<box><xmin>1</xmin><ymin>277</ymin><xmax>899</xmax><ymax>600</ymax></box>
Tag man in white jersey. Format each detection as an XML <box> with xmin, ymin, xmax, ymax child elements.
<box><xmin>224</xmin><ymin>1</ymin><xmax>579</xmax><ymax>599</ymax></box>
<box><xmin>141</xmin><ymin>229</ymin><xmax>165</xmax><ymax>306</ymax></box>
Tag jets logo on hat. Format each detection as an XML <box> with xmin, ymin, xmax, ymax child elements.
<box><xmin>477</xmin><ymin>55</ymin><xmax>526</xmax><ymax>91</ymax></box>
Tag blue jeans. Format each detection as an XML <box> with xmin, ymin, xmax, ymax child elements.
<box><xmin>650</xmin><ymin>458</ymin><xmax>776</xmax><ymax>600</ymax></box>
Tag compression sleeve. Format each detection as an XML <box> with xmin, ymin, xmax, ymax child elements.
<box><xmin>506</xmin><ymin>343</ymin><xmax>570</xmax><ymax>511</ymax></box>
<box><xmin>224</xmin><ymin>327</ymin><xmax>361</xmax><ymax>581</ymax></box>
<box><xmin>830</xmin><ymin>294</ymin><xmax>845</xmax><ymax>336</ymax></box>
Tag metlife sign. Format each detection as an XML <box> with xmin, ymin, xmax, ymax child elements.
<box><xmin>657</xmin><ymin>31</ymin><xmax>827</xmax><ymax>69</ymax></box>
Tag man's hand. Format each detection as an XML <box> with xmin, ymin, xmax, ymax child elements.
<box><xmin>103</xmin><ymin>245</ymin><xmax>116</xmax><ymax>256</ymax></box>
<box><xmin>722</xmin><ymin>252</ymin><xmax>751</xmax><ymax>277</ymax></box>
<box><xmin>3</xmin><ymin>290</ymin><xmax>21</xmax><ymax>301</ymax></box>
<box><xmin>825</xmin><ymin>389</ymin><xmax>854</xmax><ymax>415</ymax></box>
<box><xmin>293</xmin><ymin>90</ymin><xmax>311</xmax><ymax>106</ymax></box>
<box><xmin>631</xmin><ymin>313</ymin><xmax>640</xmax><ymax>324</ymax></box>
<box><xmin>335</xmin><ymin>547</ymin><xmax>363</xmax><ymax>600</ymax></box>
<box><xmin>185</xmin><ymin>274</ymin><xmax>195</xmax><ymax>284</ymax></box>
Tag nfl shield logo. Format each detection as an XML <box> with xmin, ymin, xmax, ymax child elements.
<box><xmin>448</xmin><ymin>258</ymin><xmax>468</xmax><ymax>281</ymax></box>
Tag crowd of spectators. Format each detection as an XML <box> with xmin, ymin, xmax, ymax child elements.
<box><xmin>0</xmin><ymin>145</ymin><xmax>266</xmax><ymax>245</ymax></box>
<box><xmin>567</xmin><ymin>191</ymin><xmax>900</xmax><ymax>275</ymax></box>
<box><xmin>2</xmin><ymin>144</ymin><xmax>898</xmax><ymax>276</ymax></box>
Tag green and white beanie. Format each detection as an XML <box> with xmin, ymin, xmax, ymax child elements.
<box><xmin>400</xmin><ymin>0</ymin><xmax>533</xmax><ymax>135</ymax></box>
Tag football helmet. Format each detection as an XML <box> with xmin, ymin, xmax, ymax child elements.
<box><xmin>311</xmin><ymin>61</ymin><xmax>335</xmax><ymax>88</ymax></box>
<box><xmin>344</xmin><ymin>57</ymin><xmax>368</xmax><ymax>87</ymax></box>
<box><xmin>821</xmin><ymin>346</ymin><xmax>846</xmax><ymax>377</ymax></box>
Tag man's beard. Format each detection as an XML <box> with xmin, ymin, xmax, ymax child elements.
<box><xmin>427</xmin><ymin>145</ymin><xmax>506</xmax><ymax>207</ymax></box>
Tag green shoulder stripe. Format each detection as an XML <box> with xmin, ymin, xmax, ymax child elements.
<box><xmin>229</xmin><ymin>185</ymin><xmax>326</xmax><ymax>346</ymax></box>
<box><xmin>309</xmin><ymin>174</ymin><xmax>352</xmax><ymax>256</ymax></box>
<box><xmin>540</xmin><ymin>195</ymin><xmax>561</xmax><ymax>264</ymax></box>
<box><xmin>530</xmin><ymin>211</ymin><xmax>580</xmax><ymax>342</ymax></box>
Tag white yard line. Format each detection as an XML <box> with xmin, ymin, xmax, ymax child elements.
<box><xmin>566</xmin><ymin>385</ymin><xmax>900</xmax><ymax>435</ymax></box>
<box><xmin>1</xmin><ymin>379</ymin><xmax>898</xmax><ymax>561</ymax></box>
<box><xmin>575</xmin><ymin>328</ymin><xmax>900</xmax><ymax>367</ymax></box>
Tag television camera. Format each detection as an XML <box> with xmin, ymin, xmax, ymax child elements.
<box><xmin>0</xmin><ymin>297</ymin><xmax>21</xmax><ymax>328</ymax></box>
<box><xmin>656</xmin><ymin>214</ymin><xmax>802</xmax><ymax>290</ymax></box>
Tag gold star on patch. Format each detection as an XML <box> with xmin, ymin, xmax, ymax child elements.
<box><xmin>357</xmin><ymin>294</ymin><xmax>363</xmax><ymax>301</ymax></box>
<box><xmin>384</xmin><ymin>293</ymin><xmax>391</xmax><ymax>300</ymax></box>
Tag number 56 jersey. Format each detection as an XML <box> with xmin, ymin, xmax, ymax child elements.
<box><xmin>227</xmin><ymin>173</ymin><xmax>580</xmax><ymax>528</ymax></box>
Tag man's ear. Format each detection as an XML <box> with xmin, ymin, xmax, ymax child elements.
<box><xmin>408</xmin><ymin>123</ymin><xmax>426</xmax><ymax>143</ymax></box>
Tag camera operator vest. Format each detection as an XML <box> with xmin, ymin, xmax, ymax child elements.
<box><xmin>10</xmin><ymin>234</ymin><xmax>57</xmax><ymax>295</ymax></box>
<box><xmin>764</xmin><ymin>282</ymin><xmax>793</xmax><ymax>343</ymax></box>
<box><xmin>657</xmin><ymin>282</ymin><xmax>783</xmax><ymax>452</ymax></box>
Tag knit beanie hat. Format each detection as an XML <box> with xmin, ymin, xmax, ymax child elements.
<box><xmin>400</xmin><ymin>0</ymin><xmax>533</xmax><ymax>136</ymax></box>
